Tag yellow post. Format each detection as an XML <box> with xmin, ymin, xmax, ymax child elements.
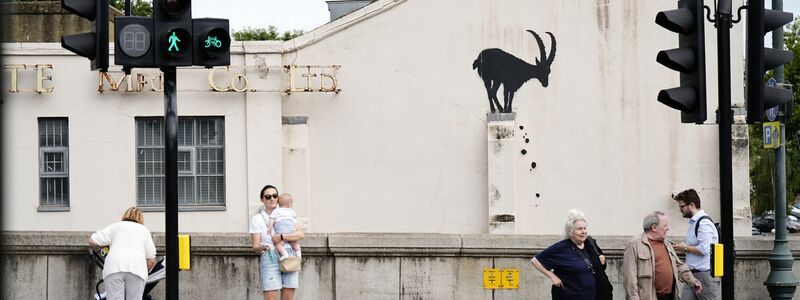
<box><xmin>178</xmin><ymin>234</ymin><xmax>191</xmax><ymax>270</ymax></box>
<box><xmin>712</xmin><ymin>243</ymin><xmax>724</xmax><ymax>277</ymax></box>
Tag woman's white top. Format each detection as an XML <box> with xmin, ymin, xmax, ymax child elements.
<box><xmin>90</xmin><ymin>221</ymin><xmax>157</xmax><ymax>280</ymax></box>
<box><xmin>250</xmin><ymin>209</ymin><xmax>274</xmax><ymax>248</ymax></box>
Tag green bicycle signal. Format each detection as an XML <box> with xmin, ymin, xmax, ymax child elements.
<box><xmin>205</xmin><ymin>36</ymin><xmax>222</xmax><ymax>48</ymax></box>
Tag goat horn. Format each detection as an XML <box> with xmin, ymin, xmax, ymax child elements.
<box><xmin>527</xmin><ymin>30</ymin><xmax>547</xmax><ymax>66</ymax></box>
<box><xmin>545</xmin><ymin>32</ymin><xmax>557</xmax><ymax>65</ymax></box>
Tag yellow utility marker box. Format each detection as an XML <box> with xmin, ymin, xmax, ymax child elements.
<box><xmin>179</xmin><ymin>234</ymin><xmax>191</xmax><ymax>270</ymax></box>
<box><xmin>484</xmin><ymin>268</ymin><xmax>519</xmax><ymax>289</ymax></box>
<box><xmin>711</xmin><ymin>243</ymin><xmax>723</xmax><ymax>277</ymax></box>
<box><xmin>483</xmin><ymin>268</ymin><xmax>501</xmax><ymax>289</ymax></box>
<box><xmin>501</xmin><ymin>269</ymin><xmax>519</xmax><ymax>289</ymax></box>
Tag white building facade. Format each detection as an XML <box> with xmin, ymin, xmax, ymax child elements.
<box><xmin>3</xmin><ymin>0</ymin><xmax>752</xmax><ymax>237</ymax></box>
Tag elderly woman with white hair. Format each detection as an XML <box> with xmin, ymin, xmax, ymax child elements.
<box><xmin>531</xmin><ymin>209</ymin><xmax>612</xmax><ymax>300</ymax></box>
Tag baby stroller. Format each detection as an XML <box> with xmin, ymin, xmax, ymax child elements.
<box><xmin>89</xmin><ymin>248</ymin><xmax>166</xmax><ymax>300</ymax></box>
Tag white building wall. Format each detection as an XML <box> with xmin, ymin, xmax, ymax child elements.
<box><xmin>280</xmin><ymin>0</ymin><xmax>748</xmax><ymax>235</ymax></box>
<box><xmin>2</xmin><ymin>43</ymin><xmax>284</xmax><ymax>233</ymax></box>
<box><xmin>2</xmin><ymin>0</ymin><xmax>750</xmax><ymax>236</ymax></box>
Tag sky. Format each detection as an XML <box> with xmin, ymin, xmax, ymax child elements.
<box><xmin>190</xmin><ymin>1</ymin><xmax>800</xmax><ymax>34</ymax></box>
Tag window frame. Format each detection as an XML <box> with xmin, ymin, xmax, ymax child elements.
<box><xmin>37</xmin><ymin>117</ymin><xmax>70</xmax><ymax>211</ymax></box>
<box><xmin>135</xmin><ymin>116</ymin><xmax>226</xmax><ymax>211</ymax></box>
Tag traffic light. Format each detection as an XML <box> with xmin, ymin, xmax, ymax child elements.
<box><xmin>192</xmin><ymin>18</ymin><xmax>230</xmax><ymax>67</ymax></box>
<box><xmin>154</xmin><ymin>0</ymin><xmax>193</xmax><ymax>67</ymax></box>
<box><xmin>61</xmin><ymin>0</ymin><xmax>109</xmax><ymax>71</ymax></box>
<box><xmin>115</xmin><ymin>16</ymin><xmax>154</xmax><ymax>68</ymax></box>
<box><xmin>655</xmin><ymin>0</ymin><xmax>706</xmax><ymax>124</ymax></box>
<box><xmin>746</xmin><ymin>0</ymin><xmax>794</xmax><ymax>123</ymax></box>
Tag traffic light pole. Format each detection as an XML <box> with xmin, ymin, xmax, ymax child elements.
<box><xmin>764</xmin><ymin>1</ymin><xmax>798</xmax><ymax>298</ymax></box>
<box><xmin>163</xmin><ymin>67</ymin><xmax>179</xmax><ymax>299</ymax></box>
<box><xmin>714</xmin><ymin>1</ymin><xmax>735</xmax><ymax>298</ymax></box>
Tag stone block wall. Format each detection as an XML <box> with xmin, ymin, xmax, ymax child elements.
<box><xmin>3</xmin><ymin>1</ymin><xmax>121</xmax><ymax>43</ymax></box>
<box><xmin>3</xmin><ymin>232</ymin><xmax>799</xmax><ymax>299</ymax></box>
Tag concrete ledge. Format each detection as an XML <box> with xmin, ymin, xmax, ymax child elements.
<box><xmin>3</xmin><ymin>231</ymin><xmax>799</xmax><ymax>258</ymax></box>
<box><xmin>328</xmin><ymin>233</ymin><xmax>462</xmax><ymax>256</ymax></box>
<box><xmin>4</xmin><ymin>232</ymin><xmax>800</xmax><ymax>299</ymax></box>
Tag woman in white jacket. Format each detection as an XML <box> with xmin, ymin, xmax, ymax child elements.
<box><xmin>89</xmin><ymin>207</ymin><xmax>157</xmax><ymax>300</ymax></box>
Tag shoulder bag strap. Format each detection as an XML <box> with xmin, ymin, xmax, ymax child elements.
<box><xmin>694</xmin><ymin>215</ymin><xmax>713</xmax><ymax>237</ymax></box>
<box><xmin>260</xmin><ymin>211</ymin><xmax>272</xmax><ymax>235</ymax></box>
<box><xmin>573</xmin><ymin>245</ymin><xmax>595</xmax><ymax>274</ymax></box>
<box><xmin>588</xmin><ymin>237</ymin><xmax>602</xmax><ymax>256</ymax></box>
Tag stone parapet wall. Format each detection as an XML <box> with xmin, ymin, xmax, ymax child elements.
<box><xmin>2</xmin><ymin>232</ymin><xmax>798</xmax><ymax>299</ymax></box>
<box><xmin>2</xmin><ymin>1</ymin><xmax>121</xmax><ymax>43</ymax></box>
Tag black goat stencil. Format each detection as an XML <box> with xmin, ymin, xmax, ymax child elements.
<box><xmin>472</xmin><ymin>30</ymin><xmax>557</xmax><ymax>113</ymax></box>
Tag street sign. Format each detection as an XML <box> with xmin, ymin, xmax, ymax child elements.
<box><xmin>766</xmin><ymin>78</ymin><xmax>779</xmax><ymax>121</ymax></box>
<box><xmin>764</xmin><ymin>121</ymin><xmax>780</xmax><ymax>149</ymax></box>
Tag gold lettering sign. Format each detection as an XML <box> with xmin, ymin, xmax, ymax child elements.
<box><xmin>99</xmin><ymin>72</ymin><xmax>132</xmax><ymax>92</ymax></box>
<box><xmin>207</xmin><ymin>66</ymin><xmax>251</xmax><ymax>92</ymax></box>
<box><xmin>285</xmin><ymin>65</ymin><xmax>340</xmax><ymax>94</ymax></box>
<box><xmin>4</xmin><ymin>64</ymin><xmax>26</xmax><ymax>93</ymax></box>
<box><xmin>3</xmin><ymin>64</ymin><xmax>340</xmax><ymax>94</ymax></box>
<box><xmin>3</xmin><ymin>64</ymin><xmax>55</xmax><ymax>93</ymax></box>
<box><xmin>36</xmin><ymin>64</ymin><xmax>55</xmax><ymax>93</ymax></box>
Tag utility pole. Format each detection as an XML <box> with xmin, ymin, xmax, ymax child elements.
<box><xmin>763</xmin><ymin>0</ymin><xmax>798</xmax><ymax>298</ymax></box>
<box><xmin>713</xmin><ymin>1</ymin><xmax>735</xmax><ymax>298</ymax></box>
<box><xmin>163</xmin><ymin>67</ymin><xmax>179</xmax><ymax>300</ymax></box>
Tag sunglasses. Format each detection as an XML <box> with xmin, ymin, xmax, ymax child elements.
<box><xmin>262</xmin><ymin>193</ymin><xmax>279</xmax><ymax>200</ymax></box>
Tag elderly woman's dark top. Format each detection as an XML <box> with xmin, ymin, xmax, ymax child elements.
<box><xmin>535</xmin><ymin>239</ymin><xmax>599</xmax><ymax>299</ymax></box>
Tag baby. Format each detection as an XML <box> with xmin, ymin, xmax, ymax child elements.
<box><xmin>269</xmin><ymin>193</ymin><xmax>301</xmax><ymax>260</ymax></box>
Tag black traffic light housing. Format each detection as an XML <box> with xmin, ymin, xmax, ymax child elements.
<box><xmin>114</xmin><ymin>16</ymin><xmax>155</xmax><ymax>68</ymax></box>
<box><xmin>61</xmin><ymin>0</ymin><xmax>109</xmax><ymax>71</ymax></box>
<box><xmin>746</xmin><ymin>0</ymin><xmax>794</xmax><ymax>123</ymax></box>
<box><xmin>154</xmin><ymin>0</ymin><xmax>193</xmax><ymax>67</ymax></box>
<box><xmin>192</xmin><ymin>18</ymin><xmax>231</xmax><ymax>68</ymax></box>
<box><xmin>655</xmin><ymin>0</ymin><xmax>707</xmax><ymax>124</ymax></box>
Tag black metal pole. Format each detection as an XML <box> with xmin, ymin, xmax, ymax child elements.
<box><xmin>715</xmin><ymin>1</ymin><xmax>734</xmax><ymax>299</ymax></box>
<box><xmin>123</xmin><ymin>0</ymin><xmax>132</xmax><ymax>76</ymax></box>
<box><xmin>764</xmin><ymin>1</ymin><xmax>798</xmax><ymax>298</ymax></box>
<box><xmin>163</xmin><ymin>67</ymin><xmax>179</xmax><ymax>300</ymax></box>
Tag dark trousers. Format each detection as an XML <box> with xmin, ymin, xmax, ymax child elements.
<box><xmin>657</xmin><ymin>293</ymin><xmax>673</xmax><ymax>300</ymax></box>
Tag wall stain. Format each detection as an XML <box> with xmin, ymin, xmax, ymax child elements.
<box><xmin>596</xmin><ymin>0</ymin><xmax>610</xmax><ymax>35</ymax></box>
<box><xmin>490</xmin><ymin>185</ymin><xmax>501</xmax><ymax>205</ymax></box>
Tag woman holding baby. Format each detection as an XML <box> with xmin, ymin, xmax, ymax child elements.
<box><xmin>249</xmin><ymin>185</ymin><xmax>305</xmax><ymax>300</ymax></box>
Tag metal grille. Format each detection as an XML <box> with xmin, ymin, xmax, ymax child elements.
<box><xmin>38</xmin><ymin>118</ymin><xmax>69</xmax><ymax>207</ymax></box>
<box><xmin>136</xmin><ymin>117</ymin><xmax>225</xmax><ymax>206</ymax></box>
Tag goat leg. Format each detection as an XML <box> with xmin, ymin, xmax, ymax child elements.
<box><xmin>505</xmin><ymin>91</ymin><xmax>515</xmax><ymax>113</ymax></box>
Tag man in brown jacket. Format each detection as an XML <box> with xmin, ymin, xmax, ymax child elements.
<box><xmin>623</xmin><ymin>211</ymin><xmax>702</xmax><ymax>300</ymax></box>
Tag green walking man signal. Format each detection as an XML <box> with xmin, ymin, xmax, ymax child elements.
<box><xmin>168</xmin><ymin>31</ymin><xmax>181</xmax><ymax>52</ymax></box>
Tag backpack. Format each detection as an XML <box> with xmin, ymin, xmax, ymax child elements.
<box><xmin>694</xmin><ymin>215</ymin><xmax>721</xmax><ymax>240</ymax></box>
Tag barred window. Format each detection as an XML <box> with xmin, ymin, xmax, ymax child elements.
<box><xmin>39</xmin><ymin>118</ymin><xmax>70</xmax><ymax>208</ymax></box>
<box><xmin>136</xmin><ymin>117</ymin><xmax>225</xmax><ymax>207</ymax></box>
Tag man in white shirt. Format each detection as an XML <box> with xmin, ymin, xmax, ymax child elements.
<box><xmin>672</xmin><ymin>189</ymin><xmax>721</xmax><ymax>300</ymax></box>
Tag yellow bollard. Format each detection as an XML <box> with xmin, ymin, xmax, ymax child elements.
<box><xmin>179</xmin><ymin>234</ymin><xmax>191</xmax><ymax>270</ymax></box>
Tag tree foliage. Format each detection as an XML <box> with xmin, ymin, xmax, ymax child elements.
<box><xmin>109</xmin><ymin>0</ymin><xmax>153</xmax><ymax>17</ymax></box>
<box><xmin>750</xmin><ymin>17</ymin><xmax>800</xmax><ymax>215</ymax></box>
<box><xmin>232</xmin><ymin>26</ymin><xmax>303</xmax><ymax>41</ymax></box>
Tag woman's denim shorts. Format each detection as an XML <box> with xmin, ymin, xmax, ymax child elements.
<box><xmin>259</xmin><ymin>247</ymin><xmax>299</xmax><ymax>291</ymax></box>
